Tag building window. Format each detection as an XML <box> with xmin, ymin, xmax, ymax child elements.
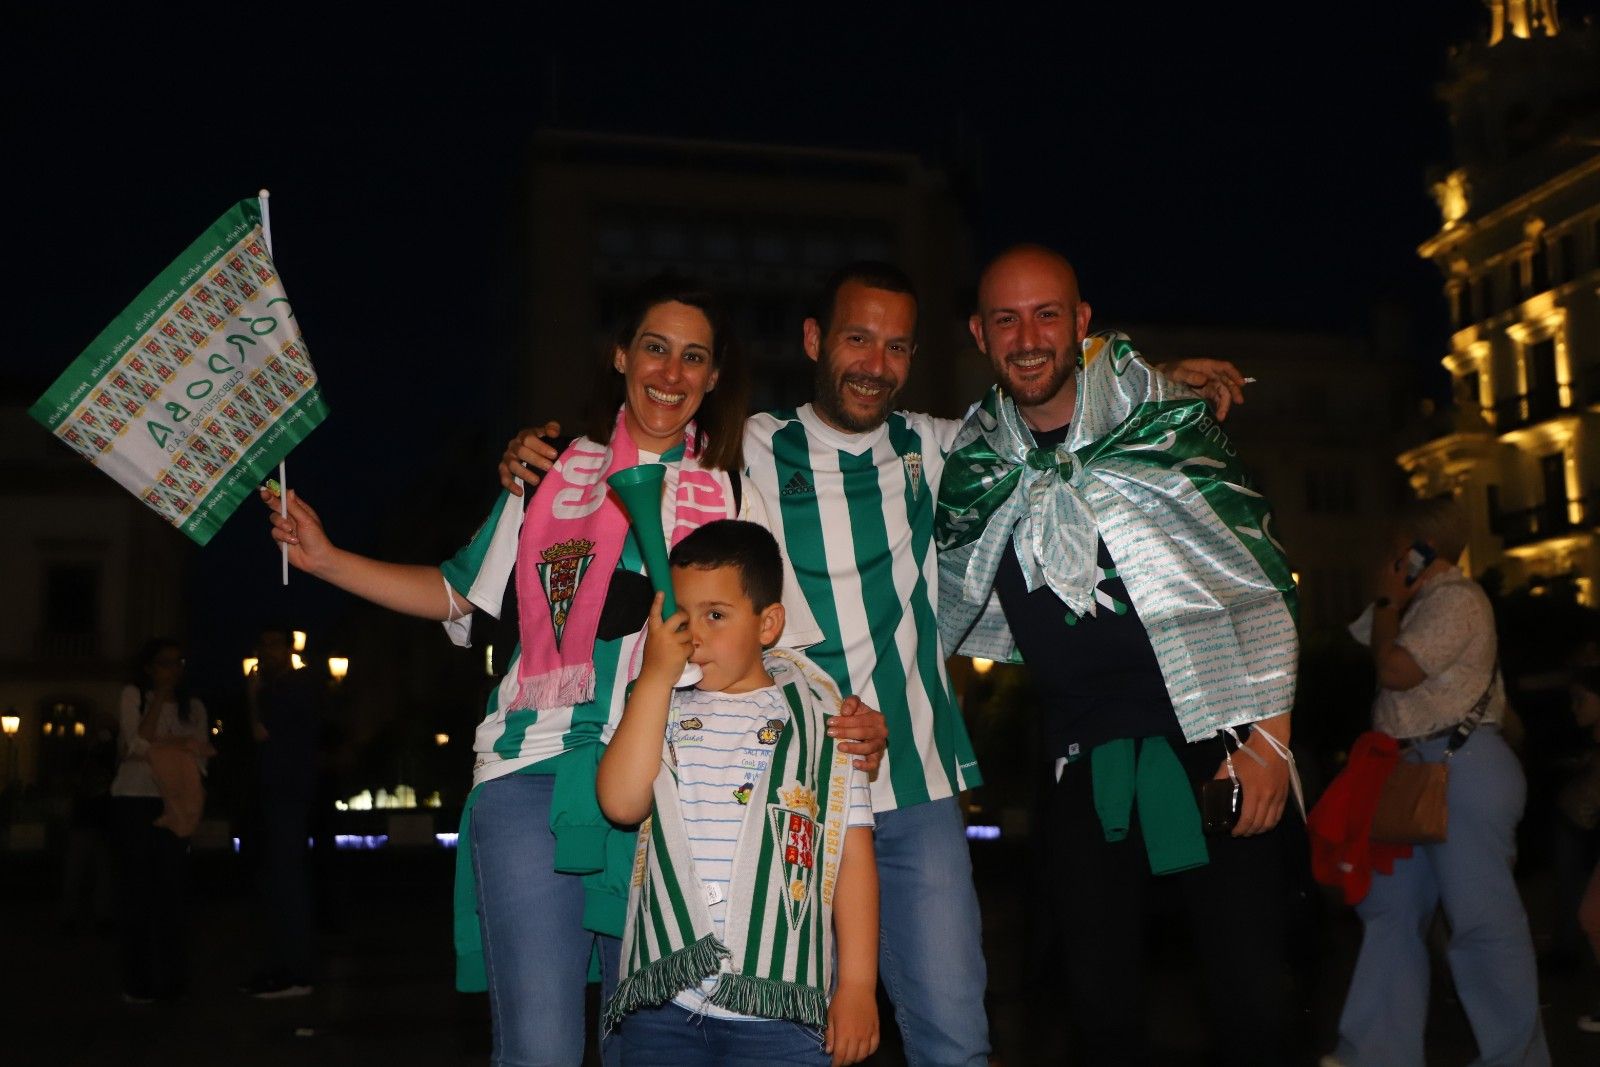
<box><xmin>1304</xmin><ymin>469</ymin><xmax>1357</xmax><ymax>514</ymax></box>
<box><xmin>42</xmin><ymin>563</ymin><xmax>99</xmax><ymax>635</ymax></box>
<box><xmin>1473</xmin><ymin>273</ymin><xmax>1494</xmax><ymax>321</ymax></box>
<box><xmin>1541</xmin><ymin>452</ymin><xmax>1567</xmax><ymax>511</ymax></box>
<box><xmin>38</xmin><ymin>563</ymin><xmax>101</xmax><ymax>659</ymax></box>
<box><xmin>1526</xmin><ymin>336</ymin><xmax>1559</xmax><ymax>419</ymax></box>
<box><xmin>1459</xmin><ymin>371</ymin><xmax>1481</xmax><ymax>413</ymax></box>
<box><xmin>1554</xmin><ymin>231</ymin><xmax>1576</xmax><ymax>285</ymax></box>
<box><xmin>1530</xmin><ymin>241</ymin><xmax>1549</xmax><ymax>293</ymax></box>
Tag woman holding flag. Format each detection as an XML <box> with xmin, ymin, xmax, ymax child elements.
<box><xmin>264</xmin><ymin>278</ymin><xmax>751</xmax><ymax>1066</ymax></box>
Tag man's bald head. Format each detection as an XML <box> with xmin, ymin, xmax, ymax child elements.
<box><xmin>969</xmin><ymin>244</ymin><xmax>1093</xmax><ymax>427</ymax></box>
<box><xmin>976</xmin><ymin>245</ymin><xmax>1083</xmax><ymax>315</ymax></box>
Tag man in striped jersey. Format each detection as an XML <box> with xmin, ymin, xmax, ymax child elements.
<box><xmin>739</xmin><ymin>263</ymin><xmax>991</xmax><ymax>1066</ymax></box>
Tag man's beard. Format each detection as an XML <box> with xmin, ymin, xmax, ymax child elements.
<box><xmin>812</xmin><ymin>359</ymin><xmax>900</xmax><ymax>433</ymax></box>
<box><xmin>998</xmin><ymin>346</ymin><xmax>1075</xmax><ymax>407</ymax></box>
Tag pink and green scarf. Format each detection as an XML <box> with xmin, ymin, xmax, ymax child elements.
<box><xmin>513</xmin><ymin>409</ymin><xmax>731</xmax><ymax>710</ymax></box>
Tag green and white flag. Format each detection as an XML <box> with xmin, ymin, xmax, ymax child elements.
<box><xmin>29</xmin><ymin>198</ymin><xmax>327</xmax><ymax>545</ymax></box>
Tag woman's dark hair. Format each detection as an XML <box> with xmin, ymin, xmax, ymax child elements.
<box><xmin>131</xmin><ymin>637</ymin><xmax>194</xmax><ymax>723</ymax></box>
<box><xmin>585</xmin><ymin>275</ymin><xmax>748</xmax><ymax>471</ymax></box>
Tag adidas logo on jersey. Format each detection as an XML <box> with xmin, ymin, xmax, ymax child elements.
<box><xmin>781</xmin><ymin>471</ymin><xmax>815</xmax><ymax>497</ymax></box>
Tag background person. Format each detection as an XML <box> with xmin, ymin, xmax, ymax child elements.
<box><xmin>1328</xmin><ymin>495</ymin><xmax>1548</xmax><ymax>1066</ymax></box>
<box><xmin>109</xmin><ymin>638</ymin><xmax>208</xmax><ymax>1003</ymax></box>
<box><xmin>238</xmin><ymin>623</ymin><xmax>323</xmax><ymax>999</ymax></box>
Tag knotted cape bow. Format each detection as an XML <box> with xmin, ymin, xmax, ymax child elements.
<box><xmin>935</xmin><ymin>331</ymin><xmax>1300</xmax><ymax>741</ymax></box>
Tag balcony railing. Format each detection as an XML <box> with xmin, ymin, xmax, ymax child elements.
<box><xmin>32</xmin><ymin>630</ymin><xmax>102</xmax><ymax>660</ymax></box>
<box><xmin>1492</xmin><ymin>388</ymin><xmax>1565</xmax><ymax>431</ymax></box>
<box><xmin>1498</xmin><ymin>498</ymin><xmax>1591</xmax><ymax>548</ymax></box>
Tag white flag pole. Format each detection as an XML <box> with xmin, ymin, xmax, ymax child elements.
<box><xmin>258</xmin><ymin>189</ymin><xmax>289</xmax><ymax>586</ymax></box>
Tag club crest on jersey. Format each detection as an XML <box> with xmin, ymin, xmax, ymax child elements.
<box><xmin>768</xmin><ymin>782</ymin><xmax>819</xmax><ymax>930</ymax></box>
<box><xmin>903</xmin><ymin>452</ymin><xmax>923</xmax><ymax>497</ymax></box>
<box><xmin>537</xmin><ymin>538</ymin><xmax>596</xmax><ymax>647</ymax></box>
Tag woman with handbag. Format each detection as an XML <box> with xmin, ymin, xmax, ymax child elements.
<box><xmin>1324</xmin><ymin>496</ymin><xmax>1548</xmax><ymax>1067</ymax></box>
<box><xmin>109</xmin><ymin>638</ymin><xmax>210</xmax><ymax>1003</ymax></box>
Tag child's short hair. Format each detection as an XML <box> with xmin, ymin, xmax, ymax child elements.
<box><xmin>668</xmin><ymin>520</ymin><xmax>783</xmax><ymax>610</ymax></box>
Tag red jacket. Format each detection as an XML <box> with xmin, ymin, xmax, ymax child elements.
<box><xmin>1307</xmin><ymin>731</ymin><xmax>1413</xmax><ymax>905</ymax></box>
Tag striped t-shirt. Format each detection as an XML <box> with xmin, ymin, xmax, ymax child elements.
<box><xmin>441</xmin><ymin>451</ymin><xmax>738</xmax><ymax>788</ymax></box>
<box><xmin>665</xmin><ymin>684</ymin><xmax>873</xmax><ymax>1019</ymax></box>
<box><xmin>743</xmin><ymin>405</ymin><xmax>982</xmax><ymax>812</ymax></box>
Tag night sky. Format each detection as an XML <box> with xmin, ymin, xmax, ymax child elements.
<box><xmin>10</xmin><ymin>4</ymin><xmax>1579</xmax><ymax>692</ymax></box>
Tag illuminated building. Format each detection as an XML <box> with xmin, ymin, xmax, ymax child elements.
<box><xmin>1399</xmin><ymin>2</ymin><xmax>1600</xmax><ymax>601</ymax></box>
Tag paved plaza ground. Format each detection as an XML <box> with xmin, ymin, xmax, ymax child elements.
<box><xmin>3</xmin><ymin>831</ymin><xmax>1597</xmax><ymax>1065</ymax></box>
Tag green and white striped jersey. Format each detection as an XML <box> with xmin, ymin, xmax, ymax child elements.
<box><xmin>441</xmin><ymin>489</ymin><xmax>650</xmax><ymax>788</ymax></box>
<box><xmin>743</xmin><ymin>405</ymin><xmax>982</xmax><ymax>812</ymax></box>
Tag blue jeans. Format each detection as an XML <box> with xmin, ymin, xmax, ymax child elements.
<box><xmin>616</xmin><ymin>1001</ymin><xmax>828</xmax><ymax>1066</ymax></box>
<box><xmin>1335</xmin><ymin>728</ymin><xmax>1549</xmax><ymax>1067</ymax></box>
<box><xmin>472</xmin><ymin>773</ymin><xmax>622</xmax><ymax>1067</ymax></box>
<box><xmin>876</xmin><ymin>795</ymin><xmax>990</xmax><ymax>1067</ymax></box>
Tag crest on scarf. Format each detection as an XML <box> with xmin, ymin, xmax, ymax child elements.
<box><xmin>768</xmin><ymin>782</ymin><xmax>819</xmax><ymax>930</ymax></box>
<box><xmin>537</xmin><ymin>537</ymin><xmax>596</xmax><ymax>647</ymax></box>
<box><xmin>903</xmin><ymin>452</ymin><xmax>923</xmax><ymax>498</ymax></box>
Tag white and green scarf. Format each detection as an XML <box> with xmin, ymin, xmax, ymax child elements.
<box><xmin>607</xmin><ymin>649</ymin><xmax>855</xmax><ymax>1030</ymax></box>
<box><xmin>935</xmin><ymin>331</ymin><xmax>1299</xmax><ymax>742</ymax></box>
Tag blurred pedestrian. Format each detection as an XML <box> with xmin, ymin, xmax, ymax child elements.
<box><xmin>238</xmin><ymin>624</ymin><xmax>322</xmax><ymax>999</ymax></box>
<box><xmin>109</xmin><ymin>638</ymin><xmax>208</xmax><ymax>1003</ymax></box>
<box><xmin>59</xmin><ymin>707</ymin><xmax>118</xmax><ymax>934</ymax></box>
<box><xmin>1565</xmin><ymin>665</ymin><xmax>1600</xmax><ymax>1033</ymax></box>
<box><xmin>1326</xmin><ymin>496</ymin><xmax>1548</xmax><ymax>1066</ymax></box>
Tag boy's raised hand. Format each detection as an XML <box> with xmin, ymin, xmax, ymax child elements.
<box><xmin>825</xmin><ymin>983</ymin><xmax>880</xmax><ymax>1066</ymax></box>
<box><xmin>638</xmin><ymin>592</ymin><xmax>690</xmax><ymax>685</ymax></box>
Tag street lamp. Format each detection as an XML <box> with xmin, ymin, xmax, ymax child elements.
<box><xmin>327</xmin><ymin>656</ymin><xmax>349</xmax><ymax>683</ymax></box>
<box><xmin>292</xmin><ymin>630</ymin><xmax>307</xmax><ymax>653</ymax></box>
<box><xmin>2</xmin><ymin>712</ymin><xmax>19</xmax><ymax>792</ymax></box>
<box><xmin>242</xmin><ymin>656</ymin><xmax>259</xmax><ymax>678</ymax></box>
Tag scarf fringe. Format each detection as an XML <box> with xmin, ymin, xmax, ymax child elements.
<box><xmin>605</xmin><ymin>934</ymin><xmax>727</xmax><ymax>1028</ymax></box>
<box><xmin>513</xmin><ymin>663</ymin><xmax>595</xmax><ymax>712</ymax></box>
<box><xmin>707</xmin><ymin>974</ymin><xmax>829</xmax><ymax>1030</ymax></box>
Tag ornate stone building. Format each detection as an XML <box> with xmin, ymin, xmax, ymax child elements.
<box><xmin>1398</xmin><ymin>1</ymin><xmax>1600</xmax><ymax>599</ymax></box>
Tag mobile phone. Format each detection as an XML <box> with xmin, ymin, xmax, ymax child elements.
<box><xmin>1199</xmin><ymin>777</ymin><xmax>1242</xmax><ymax>836</ymax></box>
<box><xmin>1404</xmin><ymin>540</ymin><xmax>1437</xmax><ymax>585</ymax></box>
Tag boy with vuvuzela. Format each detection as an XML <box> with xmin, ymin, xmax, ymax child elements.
<box><xmin>597</xmin><ymin>520</ymin><xmax>878</xmax><ymax>1066</ymax></box>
